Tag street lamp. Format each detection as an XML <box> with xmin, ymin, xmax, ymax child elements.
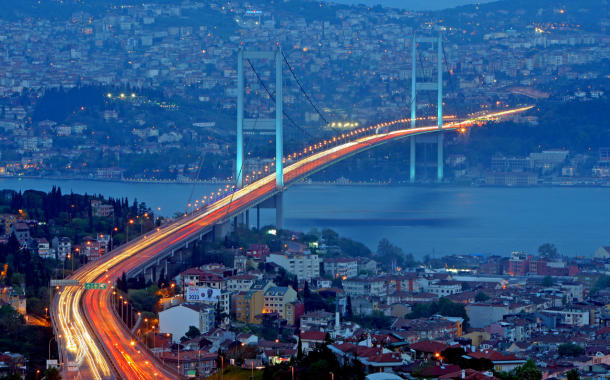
<box><xmin>145</xmin><ymin>318</ymin><xmax>149</xmax><ymax>347</ymax></box>
<box><xmin>127</xmin><ymin>220</ymin><xmax>134</xmax><ymax>242</ymax></box>
<box><xmin>111</xmin><ymin>227</ymin><xmax>118</xmax><ymax>250</ymax></box>
<box><xmin>48</xmin><ymin>335</ymin><xmax>61</xmax><ymax>361</ymax></box>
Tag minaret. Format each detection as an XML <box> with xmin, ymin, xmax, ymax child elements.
<box><xmin>334</xmin><ymin>298</ymin><xmax>341</xmax><ymax>333</ymax></box>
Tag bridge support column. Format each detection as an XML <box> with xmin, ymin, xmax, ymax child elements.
<box><xmin>437</xmin><ymin>132</ymin><xmax>444</xmax><ymax>182</ymax></box>
<box><xmin>437</xmin><ymin>33</ymin><xmax>443</xmax><ymax>183</ymax></box>
<box><xmin>257</xmin><ymin>205</ymin><xmax>260</xmax><ymax>230</ymax></box>
<box><xmin>275</xmin><ymin>46</ymin><xmax>284</xmax><ymax>191</ymax></box>
<box><xmin>214</xmin><ymin>220</ymin><xmax>231</xmax><ymax>241</ymax></box>
<box><xmin>410</xmin><ymin>34</ymin><xmax>417</xmax><ymax>184</ymax></box>
<box><xmin>246</xmin><ymin>210</ymin><xmax>250</xmax><ymax>229</ymax></box>
<box><xmin>238</xmin><ymin>48</ymin><xmax>284</xmax><ymax>190</ymax></box>
<box><xmin>410</xmin><ymin>33</ymin><xmax>444</xmax><ymax>183</ymax></box>
<box><xmin>236</xmin><ymin>48</ymin><xmax>244</xmax><ymax>188</ymax></box>
<box><xmin>410</xmin><ymin>139</ymin><xmax>416</xmax><ymax>183</ymax></box>
<box><xmin>276</xmin><ymin>192</ymin><xmax>283</xmax><ymax>230</ymax></box>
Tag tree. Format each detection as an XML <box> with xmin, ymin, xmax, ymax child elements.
<box><xmin>462</xmin><ymin>282</ymin><xmax>471</xmax><ymax>291</ymax></box>
<box><xmin>423</xmin><ymin>254</ymin><xmax>431</xmax><ymax>265</ymax></box>
<box><xmin>514</xmin><ymin>358</ymin><xmax>542</xmax><ymax>380</ymax></box>
<box><xmin>558</xmin><ymin>342</ymin><xmax>584</xmax><ymax>357</ymax></box>
<box><xmin>566</xmin><ymin>369</ymin><xmax>580</xmax><ymax>380</ymax></box>
<box><xmin>214</xmin><ymin>301</ymin><xmax>227</xmax><ymax>328</ymax></box>
<box><xmin>538</xmin><ymin>243</ymin><xmax>558</xmax><ymax>258</ymax></box>
<box><xmin>441</xmin><ymin>347</ymin><xmax>467</xmax><ymax>365</ymax></box>
<box><xmin>180</xmin><ymin>326</ymin><xmax>201</xmax><ymax>342</ymax></box>
<box><xmin>346</xmin><ymin>295</ymin><xmax>354</xmax><ymax>319</ymax></box>
<box><xmin>562</xmin><ymin>294</ymin><xmax>568</xmax><ymax>306</ymax></box>
<box><xmin>297</xmin><ymin>336</ymin><xmax>304</xmax><ymax>362</ymax></box>
<box><xmin>465</xmin><ymin>357</ymin><xmax>494</xmax><ymax>371</ymax></box>
<box><xmin>157</xmin><ymin>268</ymin><xmax>166</xmax><ymax>288</ymax></box>
<box><xmin>542</xmin><ymin>275</ymin><xmax>553</xmax><ymax>287</ymax></box>
<box><xmin>0</xmin><ymin>373</ymin><xmax>22</xmax><ymax>380</ymax></box>
<box><xmin>406</xmin><ymin>297</ymin><xmax>470</xmax><ymax>328</ymax></box>
<box><xmin>475</xmin><ymin>291</ymin><xmax>490</xmax><ymax>302</ymax></box>
<box><xmin>303</xmin><ymin>281</ymin><xmax>311</xmax><ymax>299</ymax></box>
<box><xmin>292</xmin><ymin>276</ymin><xmax>299</xmax><ymax>294</ymax></box>
<box><xmin>215</xmin><ymin>348</ymin><xmax>226</xmax><ymax>372</ymax></box>
<box><xmin>43</xmin><ymin>367</ymin><xmax>62</xmax><ymax>380</ymax></box>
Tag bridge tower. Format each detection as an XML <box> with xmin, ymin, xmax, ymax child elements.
<box><xmin>410</xmin><ymin>34</ymin><xmax>444</xmax><ymax>183</ymax></box>
<box><xmin>236</xmin><ymin>47</ymin><xmax>284</xmax><ymax>229</ymax></box>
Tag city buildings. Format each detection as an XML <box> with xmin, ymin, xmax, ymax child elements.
<box><xmin>322</xmin><ymin>258</ymin><xmax>358</xmax><ymax>279</ymax></box>
<box><xmin>266</xmin><ymin>252</ymin><xmax>320</xmax><ymax>282</ymax></box>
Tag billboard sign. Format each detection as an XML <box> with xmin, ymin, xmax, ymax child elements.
<box><xmin>186</xmin><ymin>287</ymin><xmax>221</xmax><ymax>302</ymax></box>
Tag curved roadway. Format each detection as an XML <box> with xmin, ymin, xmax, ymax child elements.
<box><xmin>52</xmin><ymin>106</ymin><xmax>533</xmax><ymax>380</ymax></box>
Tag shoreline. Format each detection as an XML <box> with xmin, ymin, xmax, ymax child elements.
<box><xmin>2</xmin><ymin>175</ymin><xmax>610</xmax><ymax>188</ymax></box>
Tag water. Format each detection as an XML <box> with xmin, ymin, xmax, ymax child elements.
<box><xmin>324</xmin><ymin>0</ymin><xmax>500</xmax><ymax>11</ymax></box>
<box><xmin>1</xmin><ymin>177</ymin><xmax>606</xmax><ymax>259</ymax></box>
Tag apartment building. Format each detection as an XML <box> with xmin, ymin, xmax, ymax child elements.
<box><xmin>428</xmin><ymin>281</ymin><xmax>462</xmax><ymax>296</ymax></box>
<box><xmin>159</xmin><ymin>303</ymin><xmax>215</xmax><ymax>342</ymax></box>
<box><xmin>226</xmin><ymin>274</ymin><xmax>258</xmax><ymax>293</ymax></box>
<box><xmin>266</xmin><ymin>252</ymin><xmax>320</xmax><ymax>282</ymax></box>
<box><xmin>52</xmin><ymin>236</ymin><xmax>71</xmax><ymax>261</ymax></box>
<box><xmin>543</xmin><ymin>307</ymin><xmax>590</xmax><ymax>326</ymax></box>
<box><xmin>0</xmin><ymin>214</ymin><xmax>19</xmax><ymax>235</ymax></box>
<box><xmin>322</xmin><ymin>258</ymin><xmax>358</xmax><ymax>279</ymax></box>
<box><xmin>262</xmin><ymin>286</ymin><xmax>298</xmax><ymax>322</ymax></box>
<box><xmin>342</xmin><ymin>278</ymin><xmax>385</xmax><ymax>296</ymax></box>
<box><xmin>235</xmin><ymin>290</ymin><xmax>263</xmax><ymax>325</ymax></box>
<box><xmin>300</xmin><ymin>310</ymin><xmax>334</xmax><ymax>330</ymax></box>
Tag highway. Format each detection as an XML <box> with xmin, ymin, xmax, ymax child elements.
<box><xmin>51</xmin><ymin>105</ymin><xmax>533</xmax><ymax>380</ymax></box>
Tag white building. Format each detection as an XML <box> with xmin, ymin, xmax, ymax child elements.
<box><xmin>52</xmin><ymin>237</ymin><xmax>71</xmax><ymax>261</ymax></box>
<box><xmin>267</xmin><ymin>252</ymin><xmax>320</xmax><ymax>282</ymax></box>
<box><xmin>226</xmin><ymin>274</ymin><xmax>258</xmax><ymax>293</ymax></box>
<box><xmin>323</xmin><ymin>258</ymin><xmax>358</xmax><ymax>279</ymax></box>
<box><xmin>159</xmin><ymin>303</ymin><xmax>214</xmax><ymax>343</ymax></box>
<box><xmin>543</xmin><ymin>307</ymin><xmax>590</xmax><ymax>326</ymax></box>
<box><xmin>428</xmin><ymin>281</ymin><xmax>462</xmax><ymax>296</ymax></box>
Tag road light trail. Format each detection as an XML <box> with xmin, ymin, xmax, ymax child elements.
<box><xmin>52</xmin><ymin>106</ymin><xmax>533</xmax><ymax>380</ymax></box>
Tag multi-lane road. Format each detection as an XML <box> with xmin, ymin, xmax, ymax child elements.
<box><xmin>51</xmin><ymin>106</ymin><xmax>533</xmax><ymax>380</ymax></box>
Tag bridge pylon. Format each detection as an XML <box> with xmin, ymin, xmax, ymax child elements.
<box><xmin>409</xmin><ymin>34</ymin><xmax>444</xmax><ymax>183</ymax></box>
<box><xmin>236</xmin><ymin>47</ymin><xmax>285</xmax><ymax>229</ymax></box>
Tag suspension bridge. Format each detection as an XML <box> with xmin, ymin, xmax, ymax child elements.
<box><xmin>50</xmin><ymin>35</ymin><xmax>534</xmax><ymax>380</ymax></box>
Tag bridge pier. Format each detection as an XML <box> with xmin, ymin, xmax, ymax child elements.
<box><xmin>410</xmin><ymin>139</ymin><xmax>416</xmax><ymax>183</ymax></box>
<box><xmin>410</xmin><ymin>33</ymin><xmax>444</xmax><ymax>183</ymax></box>
<box><xmin>257</xmin><ymin>192</ymin><xmax>284</xmax><ymax>230</ymax></box>
<box><xmin>214</xmin><ymin>220</ymin><xmax>231</xmax><ymax>241</ymax></box>
<box><xmin>276</xmin><ymin>192</ymin><xmax>283</xmax><ymax>230</ymax></box>
<box><xmin>437</xmin><ymin>132</ymin><xmax>444</xmax><ymax>182</ymax></box>
<box><xmin>246</xmin><ymin>210</ymin><xmax>250</xmax><ymax>229</ymax></box>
